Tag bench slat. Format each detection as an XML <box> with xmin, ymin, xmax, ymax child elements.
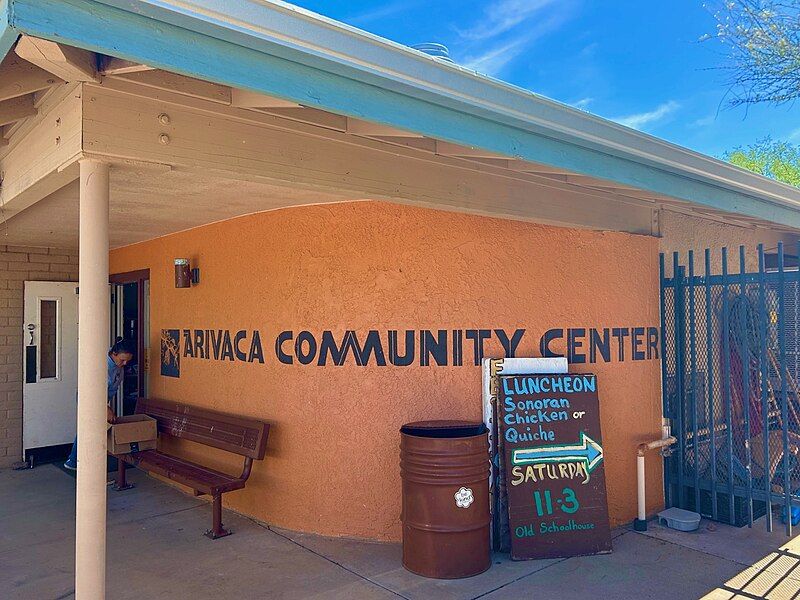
<box><xmin>120</xmin><ymin>450</ymin><xmax>246</xmax><ymax>495</ymax></box>
<box><xmin>135</xmin><ymin>398</ymin><xmax>269</xmax><ymax>459</ymax></box>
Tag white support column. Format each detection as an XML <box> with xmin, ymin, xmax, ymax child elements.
<box><xmin>75</xmin><ymin>158</ymin><xmax>110</xmax><ymax>600</ymax></box>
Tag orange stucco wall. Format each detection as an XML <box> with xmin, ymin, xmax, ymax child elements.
<box><xmin>110</xmin><ymin>201</ymin><xmax>663</xmax><ymax>541</ymax></box>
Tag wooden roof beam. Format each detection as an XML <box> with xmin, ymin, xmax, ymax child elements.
<box><xmin>258</xmin><ymin>107</ymin><xmax>347</xmax><ymax>131</ymax></box>
<box><xmin>565</xmin><ymin>174</ymin><xmax>641</xmax><ymax>190</ymax></box>
<box><xmin>506</xmin><ymin>160</ymin><xmax>573</xmax><ymax>175</ymax></box>
<box><xmin>435</xmin><ymin>141</ymin><xmax>506</xmax><ymax>159</ymax></box>
<box><xmin>0</xmin><ymin>54</ymin><xmax>63</xmax><ymax>102</ymax></box>
<box><xmin>98</xmin><ymin>56</ymin><xmax>155</xmax><ymax>75</ymax></box>
<box><xmin>365</xmin><ymin>136</ymin><xmax>438</xmax><ymax>152</ymax></box>
<box><xmin>0</xmin><ymin>89</ymin><xmax>81</xmax><ymax>219</ymax></box>
<box><xmin>107</xmin><ymin>69</ymin><xmax>231</xmax><ymax>104</ymax></box>
<box><xmin>461</xmin><ymin>157</ymin><xmax>511</xmax><ymax>168</ymax></box>
<box><xmin>0</xmin><ymin>95</ymin><xmax>37</xmax><ymax>127</ymax></box>
<box><xmin>15</xmin><ymin>36</ymin><xmax>100</xmax><ymax>83</ymax></box>
<box><xmin>608</xmin><ymin>189</ymin><xmax>661</xmax><ymax>201</ymax></box>
<box><xmin>230</xmin><ymin>88</ymin><xmax>300</xmax><ymax>109</ymax></box>
<box><xmin>347</xmin><ymin>118</ymin><xmax>423</xmax><ymax>137</ymax></box>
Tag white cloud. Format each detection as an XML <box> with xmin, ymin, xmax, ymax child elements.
<box><xmin>789</xmin><ymin>127</ymin><xmax>800</xmax><ymax>142</ymax></box>
<box><xmin>463</xmin><ymin>35</ymin><xmax>534</xmax><ymax>75</ymax></box>
<box><xmin>458</xmin><ymin>2</ymin><xmax>574</xmax><ymax>77</ymax></box>
<box><xmin>458</xmin><ymin>0</ymin><xmax>558</xmax><ymax>41</ymax></box>
<box><xmin>692</xmin><ymin>114</ymin><xmax>716</xmax><ymax>127</ymax></box>
<box><xmin>572</xmin><ymin>97</ymin><xmax>594</xmax><ymax>109</ymax></box>
<box><xmin>612</xmin><ymin>101</ymin><xmax>680</xmax><ymax>130</ymax></box>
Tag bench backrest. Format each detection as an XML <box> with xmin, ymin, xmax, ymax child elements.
<box><xmin>135</xmin><ymin>398</ymin><xmax>269</xmax><ymax>460</ymax></box>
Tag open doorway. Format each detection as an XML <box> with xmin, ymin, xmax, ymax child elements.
<box><xmin>21</xmin><ymin>271</ymin><xmax>150</xmax><ymax>467</ymax></box>
<box><xmin>110</xmin><ymin>270</ymin><xmax>150</xmax><ymax>418</ymax></box>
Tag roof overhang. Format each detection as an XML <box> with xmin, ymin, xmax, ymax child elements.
<box><xmin>3</xmin><ymin>0</ymin><xmax>800</xmax><ymax>229</ymax></box>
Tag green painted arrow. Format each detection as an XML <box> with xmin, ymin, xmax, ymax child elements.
<box><xmin>512</xmin><ymin>432</ymin><xmax>604</xmax><ymax>473</ymax></box>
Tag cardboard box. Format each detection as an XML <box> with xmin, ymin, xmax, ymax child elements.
<box><xmin>107</xmin><ymin>415</ymin><xmax>157</xmax><ymax>454</ymax></box>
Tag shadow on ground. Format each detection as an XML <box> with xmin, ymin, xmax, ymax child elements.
<box><xmin>1</xmin><ymin>465</ymin><xmax>796</xmax><ymax>599</ymax></box>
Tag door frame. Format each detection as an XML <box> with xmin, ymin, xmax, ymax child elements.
<box><xmin>109</xmin><ymin>269</ymin><xmax>150</xmax><ymax>402</ymax></box>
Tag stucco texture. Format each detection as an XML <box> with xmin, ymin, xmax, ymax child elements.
<box><xmin>659</xmin><ymin>211</ymin><xmax>796</xmax><ymax>274</ymax></box>
<box><xmin>110</xmin><ymin>201</ymin><xmax>663</xmax><ymax>541</ymax></box>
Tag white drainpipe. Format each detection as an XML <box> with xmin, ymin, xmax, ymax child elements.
<box><xmin>634</xmin><ymin>424</ymin><xmax>676</xmax><ymax>532</ymax></box>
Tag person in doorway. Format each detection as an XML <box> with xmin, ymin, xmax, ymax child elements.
<box><xmin>63</xmin><ymin>337</ymin><xmax>135</xmax><ymax>471</ymax></box>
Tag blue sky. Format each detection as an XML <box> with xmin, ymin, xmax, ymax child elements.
<box><xmin>289</xmin><ymin>0</ymin><xmax>800</xmax><ymax>159</ymax></box>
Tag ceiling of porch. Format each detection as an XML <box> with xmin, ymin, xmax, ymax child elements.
<box><xmin>0</xmin><ymin>167</ymin><xmax>356</xmax><ymax>250</ymax></box>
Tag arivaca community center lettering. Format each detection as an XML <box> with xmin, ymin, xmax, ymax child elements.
<box><xmin>161</xmin><ymin>327</ymin><xmax>659</xmax><ymax>376</ymax></box>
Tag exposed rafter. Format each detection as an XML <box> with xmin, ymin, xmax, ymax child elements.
<box><xmin>347</xmin><ymin>119</ymin><xmax>423</xmax><ymax>137</ymax></box>
<box><xmin>256</xmin><ymin>107</ymin><xmax>347</xmax><ymax>131</ymax></box>
<box><xmin>565</xmin><ymin>174</ymin><xmax>643</xmax><ymax>191</ymax></box>
<box><xmin>506</xmin><ymin>160</ymin><xmax>573</xmax><ymax>175</ymax></box>
<box><xmin>0</xmin><ymin>87</ymin><xmax>82</xmax><ymax>220</ymax></box>
<box><xmin>230</xmin><ymin>88</ymin><xmax>300</xmax><ymax>109</ymax></box>
<box><xmin>14</xmin><ymin>36</ymin><xmax>100</xmax><ymax>83</ymax></box>
<box><xmin>362</xmin><ymin>136</ymin><xmax>438</xmax><ymax>152</ymax></box>
<box><xmin>462</xmin><ymin>157</ymin><xmax>511</xmax><ymax>168</ymax></box>
<box><xmin>435</xmin><ymin>141</ymin><xmax>507</xmax><ymax>159</ymax></box>
<box><xmin>98</xmin><ymin>56</ymin><xmax>154</xmax><ymax>75</ymax></box>
<box><xmin>0</xmin><ymin>94</ymin><xmax>37</xmax><ymax>126</ymax></box>
<box><xmin>604</xmin><ymin>189</ymin><xmax>661</xmax><ymax>201</ymax></box>
<box><xmin>0</xmin><ymin>54</ymin><xmax>63</xmax><ymax>102</ymax></box>
<box><xmin>109</xmin><ymin>69</ymin><xmax>231</xmax><ymax>104</ymax></box>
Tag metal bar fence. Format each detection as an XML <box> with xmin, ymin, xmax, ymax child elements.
<box><xmin>757</xmin><ymin>245</ymin><xmax>772</xmax><ymax>532</ymax></box>
<box><xmin>778</xmin><ymin>243</ymin><xmax>792</xmax><ymax>536</ymax></box>
<box><xmin>722</xmin><ymin>248</ymin><xmax>736</xmax><ymax>522</ymax></box>
<box><xmin>689</xmin><ymin>251</ymin><xmax>700</xmax><ymax>514</ymax></box>
<box><xmin>705</xmin><ymin>248</ymin><xmax>718</xmax><ymax>521</ymax></box>
<box><xmin>738</xmin><ymin>245</ymin><xmax>754</xmax><ymax>527</ymax></box>
<box><xmin>661</xmin><ymin>245</ymin><xmax>800</xmax><ymax>533</ymax></box>
<box><xmin>675</xmin><ymin>255</ymin><xmax>686</xmax><ymax>509</ymax></box>
<box><xmin>659</xmin><ymin>253</ymin><xmax>673</xmax><ymax>508</ymax></box>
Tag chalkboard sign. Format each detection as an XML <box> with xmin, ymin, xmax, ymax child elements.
<box><xmin>499</xmin><ymin>373</ymin><xmax>611</xmax><ymax>560</ymax></box>
<box><xmin>482</xmin><ymin>357</ymin><xmax>568</xmax><ymax>552</ymax></box>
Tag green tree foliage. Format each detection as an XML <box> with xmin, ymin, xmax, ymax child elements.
<box><xmin>726</xmin><ymin>137</ymin><xmax>800</xmax><ymax>185</ymax></box>
<box><xmin>708</xmin><ymin>0</ymin><xmax>800</xmax><ymax>106</ymax></box>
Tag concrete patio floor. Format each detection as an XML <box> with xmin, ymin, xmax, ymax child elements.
<box><xmin>2</xmin><ymin>465</ymin><xmax>800</xmax><ymax>599</ymax></box>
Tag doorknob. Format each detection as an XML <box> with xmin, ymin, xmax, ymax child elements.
<box><xmin>26</xmin><ymin>323</ymin><xmax>35</xmax><ymax>346</ymax></box>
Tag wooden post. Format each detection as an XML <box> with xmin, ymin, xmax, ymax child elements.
<box><xmin>75</xmin><ymin>158</ymin><xmax>110</xmax><ymax>599</ymax></box>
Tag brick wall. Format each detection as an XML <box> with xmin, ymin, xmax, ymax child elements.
<box><xmin>0</xmin><ymin>245</ymin><xmax>78</xmax><ymax>467</ymax></box>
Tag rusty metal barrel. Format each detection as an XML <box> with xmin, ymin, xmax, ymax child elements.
<box><xmin>400</xmin><ymin>420</ymin><xmax>491</xmax><ymax>579</ymax></box>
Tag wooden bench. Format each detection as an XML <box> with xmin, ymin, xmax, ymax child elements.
<box><xmin>113</xmin><ymin>398</ymin><xmax>270</xmax><ymax>539</ymax></box>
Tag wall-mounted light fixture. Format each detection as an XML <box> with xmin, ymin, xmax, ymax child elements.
<box><xmin>174</xmin><ymin>258</ymin><xmax>200</xmax><ymax>288</ymax></box>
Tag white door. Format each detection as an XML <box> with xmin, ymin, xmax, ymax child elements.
<box><xmin>22</xmin><ymin>281</ymin><xmax>79</xmax><ymax>455</ymax></box>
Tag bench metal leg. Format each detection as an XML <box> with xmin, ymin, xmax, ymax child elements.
<box><xmin>204</xmin><ymin>493</ymin><xmax>231</xmax><ymax>539</ymax></box>
<box><xmin>112</xmin><ymin>458</ymin><xmax>135</xmax><ymax>491</ymax></box>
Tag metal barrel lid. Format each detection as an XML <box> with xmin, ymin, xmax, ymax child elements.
<box><xmin>400</xmin><ymin>420</ymin><xmax>487</xmax><ymax>438</ymax></box>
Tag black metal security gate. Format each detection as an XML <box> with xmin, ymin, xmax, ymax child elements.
<box><xmin>661</xmin><ymin>243</ymin><xmax>800</xmax><ymax>535</ymax></box>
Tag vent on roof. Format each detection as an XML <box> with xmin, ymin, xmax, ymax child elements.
<box><xmin>411</xmin><ymin>43</ymin><xmax>454</xmax><ymax>63</ymax></box>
